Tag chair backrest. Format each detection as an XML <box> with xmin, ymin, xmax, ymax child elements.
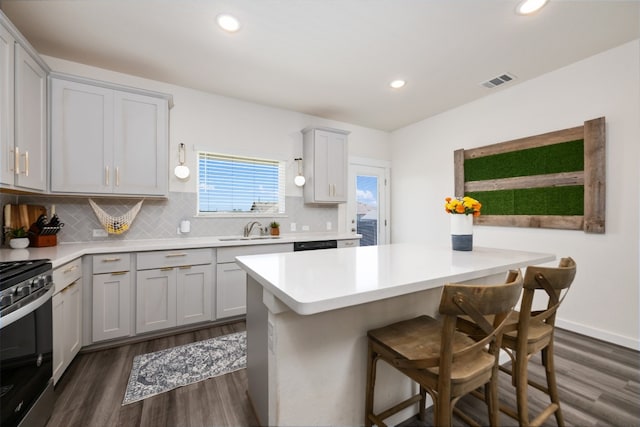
<box><xmin>439</xmin><ymin>270</ymin><xmax>524</xmax><ymax>364</ymax></box>
<box><xmin>390</xmin><ymin>270</ymin><xmax>523</xmax><ymax>371</ymax></box>
<box><xmin>520</xmin><ymin>257</ymin><xmax>577</xmax><ymax>327</ymax></box>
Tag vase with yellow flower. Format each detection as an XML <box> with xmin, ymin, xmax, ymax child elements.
<box><xmin>445</xmin><ymin>196</ymin><xmax>482</xmax><ymax>251</ymax></box>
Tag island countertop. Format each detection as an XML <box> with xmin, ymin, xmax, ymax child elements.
<box><xmin>236</xmin><ymin>243</ymin><xmax>556</xmax><ymax>315</ymax></box>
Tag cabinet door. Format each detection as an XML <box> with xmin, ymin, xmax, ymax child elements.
<box><xmin>136</xmin><ymin>268</ymin><xmax>177</xmax><ymax>333</ymax></box>
<box><xmin>324</xmin><ymin>131</ymin><xmax>348</xmax><ymax>201</ymax></box>
<box><xmin>64</xmin><ymin>279</ymin><xmax>83</xmax><ymax>364</ymax></box>
<box><xmin>176</xmin><ymin>264</ymin><xmax>212</xmax><ymax>326</ymax></box>
<box><xmin>216</xmin><ymin>262</ymin><xmax>247</xmax><ymax>318</ymax></box>
<box><xmin>52</xmin><ymin>292</ymin><xmax>65</xmax><ymax>384</ymax></box>
<box><xmin>53</xmin><ymin>279</ymin><xmax>83</xmax><ymax>384</ymax></box>
<box><xmin>0</xmin><ymin>24</ymin><xmax>14</xmax><ymax>185</ymax></box>
<box><xmin>14</xmin><ymin>44</ymin><xmax>46</xmax><ymax>191</ymax></box>
<box><xmin>303</xmin><ymin>128</ymin><xmax>348</xmax><ymax>204</ymax></box>
<box><xmin>92</xmin><ymin>272</ymin><xmax>131</xmax><ymax>342</ymax></box>
<box><xmin>50</xmin><ymin>78</ymin><xmax>114</xmax><ymax>193</ymax></box>
<box><xmin>113</xmin><ymin>91</ymin><xmax>168</xmax><ymax>196</ymax></box>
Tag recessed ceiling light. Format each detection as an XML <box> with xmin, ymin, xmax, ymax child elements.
<box><xmin>390</xmin><ymin>80</ymin><xmax>406</xmax><ymax>89</ymax></box>
<box><xmin>217</xmin><ymin>14</ymin><xmax>241</xmax><ymax>32</ymax></box>
<box><xmin>516</xmin><ymin>0</ymin><xmax>549</xmax><ymax>15</ymax></box>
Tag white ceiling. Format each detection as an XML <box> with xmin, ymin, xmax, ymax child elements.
<box><xmin>1</xmin><ymin>0</ymin><xmax>638</xmax><ymax>131</ymax></box>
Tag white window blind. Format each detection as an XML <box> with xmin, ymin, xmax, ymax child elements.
<box><xmin>198</xmin><ymin>152</ymin><xmax>285</xmax><ymax>214</ymax></box>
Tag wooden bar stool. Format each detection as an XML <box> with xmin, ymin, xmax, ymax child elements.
<box><xmin>497</xmin><ymin>257</ymin><xmax>577</xmax><ymax>426</ymax></box>
<box><xmin>364</xmin><ymin>270</ymin><xmax>523</xmax><ymax>427</ymax></box>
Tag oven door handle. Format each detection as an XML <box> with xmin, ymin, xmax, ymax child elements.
<box><xmin>0</xmin><ymin>286</ymin><xmax>54</xmax><ymax>330</ymax></box>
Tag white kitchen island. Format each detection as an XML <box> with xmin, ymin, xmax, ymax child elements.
<box><xmin>236</xmin><ymin>243</ymin><xmax>555</xmax><ymax>426</ymax></box>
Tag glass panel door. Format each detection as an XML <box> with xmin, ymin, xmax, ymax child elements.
<box><xmin>348</xmin><ymin>162</ymin><xmax>389</xmax><ymax>245</ymax></box>
<box><xmin>356</xmin><ymin>175</ymin><xmax>379</xmax><ymax>246</ymax></box>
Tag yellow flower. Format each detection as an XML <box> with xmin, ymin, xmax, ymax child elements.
<box><xmin>444</xmin><ymin>196</ymin><xmax>482</xmax><ymax>216</ymax></box>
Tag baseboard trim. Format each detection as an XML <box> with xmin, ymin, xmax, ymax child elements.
<box><xmin>556</xmin><ymin>318</ymin><xmax>639</xmax><ymax>350</ymax></box>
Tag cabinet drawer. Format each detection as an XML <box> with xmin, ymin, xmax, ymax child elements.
<box><xmin>337</xmin><ymin>239</ymin><xmax>360</xmax><ymax>248</ymax></box>
<box><xmin>53</xmin><ymin>258</ymin><xmax>82</xmax><ymax>294</ymax></box>
<box><xmin>217</xmin><ymin>243</ymin><xmax>292</xmax><ymax>263</ymax></box>
<box><xmin>137</xmin><ymin>248</ymin><xmax>213</xmax><ymax>270</ymax></box>
<box><xmin>93</xmin><ymin>253</ymin><xmax>130</xmax><ymax>274</ymax></box>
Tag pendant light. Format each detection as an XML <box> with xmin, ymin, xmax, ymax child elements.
<box><xmin>294</xmin><ymin>158</ymin><xmax>305</xmax><ymax>187</ymax></box>
<box><xmin>174</xmin><ymin>143</ymin><xmax>190</xmax><ymax>179</ymax></box>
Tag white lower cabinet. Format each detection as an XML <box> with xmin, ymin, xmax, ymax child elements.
<box><xmin>216</xmin><ymin>262</ymin><xmax>247</xmax><ymax>318</ymax></box>
<box><xmin>177</xmin><ymin>265</ymin><xmax>213</xmax><ymax>325</ymax></box>
<box><xmin>136</xmin><ymin>268</ymin><xmax>176</xmax><ymax>334</ymax></box>
<box><xmin>337</xmin><ymin>239</ymin><xmax>360</xmax><ymax>248</ymax></box>
<box><xmin>52</xmin><ymin>279</ymin><xmax>82</xmax><ymax>384</ymax></box>
<box><xmin>92</xmin><ymin>254</ymin><xmax>132</xmax><ymax>342</ymax></box>
<box><xmin>216</xmin><ymin>243</ymin><xmax>293</xmax><ymax>319</ymax></box>
<box><xmin>136</xmin><ymin>249</ymin><xmax>213</xmax><ymax>334</ymax></box>
<box><xmin>52</xmin><ymin>259</ymin><xmax>82</xmax><ymax>384</ymax></box>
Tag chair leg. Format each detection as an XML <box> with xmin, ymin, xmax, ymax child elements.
<box><xmin>542</xmin><ymin>342</ymin><xmax>565</xmax><ymax>427</ymax></box>
<box><xmin>435</xmin><ymin>395</ymin><xmax>452</xmax><ymax>427</ymax></box>
<box><xmin>514</xmin><ymin>352</ymin><xmax>530</xmax><ymax>427</ymax></box>
<box><xmin>419</xmin><ymin>386</ymin><xmax>427</xmax><ymax>422</ymax></box>
<box><xmin>364</xmin><ymin>341</ymin><xmax>377</xmax><ymax>427</ymax></box>
<box><xmin>486</xmin><ymin>369</ymin><xmax>500</xmax><ymax>427</ymax></box>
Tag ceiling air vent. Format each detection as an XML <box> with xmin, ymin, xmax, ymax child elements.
<box><xmin>481</xmin><ymin>72</ymin><xmax>517</xmax><ymax>89</ymax></box>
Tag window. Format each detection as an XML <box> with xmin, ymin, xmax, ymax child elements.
<box><xmin>198</xmin><ymin>152</ymin><xmax>285</xmax><ymax>215</ymax></box>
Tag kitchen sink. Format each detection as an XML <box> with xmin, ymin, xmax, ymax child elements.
<box><xmin>218</xmin><ymin>236</ymin><xmax>281</xmax><ymax>241</ymax></box>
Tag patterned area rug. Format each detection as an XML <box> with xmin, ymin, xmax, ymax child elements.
<box><xmin>122</xmin><ymin>331</ymin><xmax>246</xmax><ymax>405</ymax></box>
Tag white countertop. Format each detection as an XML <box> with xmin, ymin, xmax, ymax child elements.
<box><xmin>236</xmin><ymin>243</ymin><xmax>555</xmax><ymax>315</ymax></box>
<box><xmin>0</xmin><ymin>232</ymin><xmax>359</xmax><ymax>268</ymax></box>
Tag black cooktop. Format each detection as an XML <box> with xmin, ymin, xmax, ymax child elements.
<box><xmin>0</xmin><ymin>259</ymin><xmax>52</xmax><ymax>290</ymax></box>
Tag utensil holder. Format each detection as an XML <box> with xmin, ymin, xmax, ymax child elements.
<box><xmin>29</xmin><ymin>234</ymin><xmax>57</xmax><ymax>247</ymax></box>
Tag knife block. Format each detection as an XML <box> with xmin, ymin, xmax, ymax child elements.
<box><xmin>29</xmin><ymin>234</ymin><xmax>57</xmax><ymax>247</ymax></box>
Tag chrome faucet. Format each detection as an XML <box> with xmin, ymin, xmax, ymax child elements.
<box><xmin>243</xmin><ymin>221</ymin><xmax>263</xmax><ymax>237</ymax></box>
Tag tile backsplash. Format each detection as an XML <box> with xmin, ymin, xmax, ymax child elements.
<box><xmin>1</xmin><ymin>192</ymin><xmax>337</xmax><ymax>243</ymax></box>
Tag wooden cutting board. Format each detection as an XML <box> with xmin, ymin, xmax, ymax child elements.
<box><xmin>3</xmin><ymin>204</ymin><xmax>47</xmax><ymax>230</ymax></box>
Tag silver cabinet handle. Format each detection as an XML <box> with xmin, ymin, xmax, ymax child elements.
<box><xmin>102</xmin><ymin>257</ymin><xmax>121</xmax><ymax>262</ymax></box>
<box><xmin>160</xmin><ymin>267</ymin><xmax>174</xmax><ymax>271</ymax></box>
<box><xmin>105</xmin><ymin>166</ymin><xmax>110</xmax><ymax>186</ymax></box>
<box><xmin>115</xmin><ymin>167</ymin><xmax>120</xmax><ymax>187</ymax></box>
<box><xmin>23</xmin><ymin>151</ymin><xmax>29</xmax><ymax>176</ymax></box>
<box><xmin>165</xmin><ymin>253</ymin><xmax>187</xmax><ymax>257</ymax></box>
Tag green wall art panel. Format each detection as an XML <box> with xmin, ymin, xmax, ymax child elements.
<box><xmin>453</xmin><ymin>117</ymin><xmax>606</xmax><ymax>233</ymax></box>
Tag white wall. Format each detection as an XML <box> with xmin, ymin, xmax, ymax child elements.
<box><xmin>390</xmin><ymin>40</ymin><xmax>640</xmax><ymax>349</ymax></box>
<box><xmin>42</xmin><ymin>55</ymin><xmax>391</xmax><ymax>197</ymax></box>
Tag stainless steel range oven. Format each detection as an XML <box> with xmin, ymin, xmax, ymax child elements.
<box><xmin>0</xmin><ymin>259</ymin><xmax>55</xmax><ymax>427</ymax></box>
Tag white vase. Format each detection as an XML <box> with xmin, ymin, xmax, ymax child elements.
<box><xmin>9</xmin><ymin>237</ymin><xmax>29</xmax><ymax>249</ymax></box>
<box><xmin>450</xmin><ymin>214</ymin><xmax>473</xmax><ymax>251</ymax></box>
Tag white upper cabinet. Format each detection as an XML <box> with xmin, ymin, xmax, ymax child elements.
<box><xmin>50</xmin><ymin>74</ymin><xmax>171</xmax><ymax>197</ymax></box>
<box><xmin>302</xmin><ymin>127</ymin><xmax>350</xmax><ymax>204</ymax></box>
<box><xmin>14</xmin><ymin>45</ymin><xmax>47</xmax><ymax>191</ymax></box>
<box><xmin>0</xmin><ymin>12</ymin><xmax>49</xmax><ymax>192</ymax></box>
<box><xmin>114</xmin><ymin>91</ymin><xmax>168</xmax><ymax>195</ymax></box>
<box><xmin>0</xmin><ymin>23</ymin><xmax>14</xmax><ymax>186</ymax></box>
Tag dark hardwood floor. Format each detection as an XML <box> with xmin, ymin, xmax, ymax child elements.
<box><xmin>47</xmin><ymin>321</ymin><xmax>256</xmax><ymax>427</ymax></box>
<box><xmin>48</xmin><ymin>323</ymin><xmax>639</xmax><ymax>427</ymax></box>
